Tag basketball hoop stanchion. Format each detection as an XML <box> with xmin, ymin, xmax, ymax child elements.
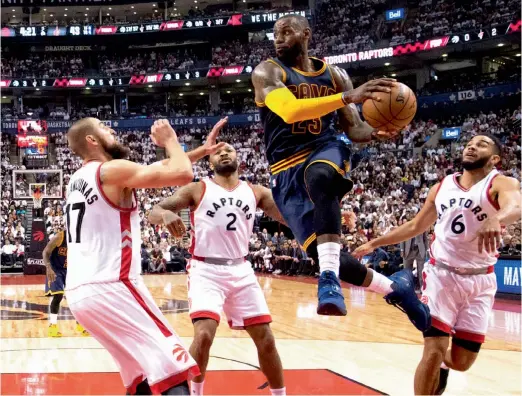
<box><xmin>32</xmin><ymin>191</ymin><xmax>43</xmax><ymax>218</ymax></box>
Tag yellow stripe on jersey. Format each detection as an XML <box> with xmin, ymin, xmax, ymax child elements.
<box><xmin>270</xmin><ymin>149</ymin><xmax>312</xmax><ymax>175</ymax></box>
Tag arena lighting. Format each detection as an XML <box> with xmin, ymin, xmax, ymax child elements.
<box><xmin>131</xmin><ymin>5</ymin><xmax>134</xmax><ymax>8</ymax></box>
<box><xmin>43</xmin><ymin>8</ymin><xmax>46</xmax><ymax>11</ymax></box>
<box><xmin>199</xmin><ymin>92</ymin><xmax>204</xmax><ymax>95</ymax></box>
<box><xmin>236</xmin><ymin>79</ymin><xmax>241</xmax><ymax>82</ymax></box>
<box><xmin>120</xmin><ymin>89</ymin><xmax>124</xmax><ymax>92</ymax></box>
<box><xmin>64</xmin><ymin>14</ymin><xmax>67</xmax><ymax>16</ymax></box>
<box><xmin>86</xmin><ymin>7</ymin><xmax>89</xmax><ymax>10</ymax></box>
<box><xmin>384</xmin><ymin>62</ymin><xmax>390</xmax><ymax>66</ymax></box>
<box><xmin>109</xmin><ymin>7</ymin><xmax>112</xmax><ymax>10</ymax></box>
<box><xmin>497</xmin><ymin>43</ymin><xmax>505</xmax><ymax>46</ymax></box>
<box><xmin>36</xmin><ymin>88</ymin><xmax>40</xmax><ymax>91</ymax></box>
<box><xmin>11</xmin><ymin>9</ymin><xmax>14</xmax><ymax>11</ymax></box>
<box><xmin>179</xmin><ymin>93</ymin><xmax>184</xmax><ymax>96</ymax></box>
<box><xmin>85</xmin><ymin>14</ymin><xmax>88</xmax><ymax>16</ymax></box>
<box><xmin>148</xmin><ymin>85</ymin><xmax>152</xmax><ymax>88</ymax></box>
<box><xmin>185</xmin><ymin>82</ymin><xmax>190</xmax><ymax>86</ymax></box>
<box><xmin>516</xmin><ymin>53</ymin><xmax>521</xmax><ymax>56</ymax></box>
<box><xmin>227</xmin><ymin>90</ymin><xmax>231</xmax><ymax>93</ymax></box>
<box><xmin>85</xmin><ymin>87</ymin><xmax>90</xmax><ymax>90</ymax></box>
<box><xmin>391</xmin><ymin>73</ymin><xmax>397</xmax><ymax>77</ymax></box>
<box><xmin>442</xmin><ymin>53</ymin><xmax>448</xmax><ymax>57</ymax></box>
<box><xmin>2</xmin><ymin>96</ymin><xmax>6</xmax><ymax>99</ymax></box>
<box><xmin>134</xmin><ymin>12</ymin><xmax>137</xmax><ymax>14</ymax></box>
<box><xmin>248</xmin><ymin>88</ymin><xmax>252</xmax><ymax>92</ymax></box>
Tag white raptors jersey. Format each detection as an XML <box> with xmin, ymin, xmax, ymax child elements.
<box><xmin>189</xmin><ymin>178</ymin><xmax>256</xmax><ymax>259</ymax></box>
<box><xmin>65</xmin><ymin>161</ymin><xmax>142</xmax><ymax>290</ymax></box>
<box><xmin>432</xmin><ymin>170</ymin><xmax>500</xmax><ymax>269</ymax></box>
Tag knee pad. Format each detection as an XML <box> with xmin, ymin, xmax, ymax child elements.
<box><xmin>304</xmin><ymin>163</ymin><xmax>339</xmax><ymax>201</ymax></box>
<box><xmin>305</xmin><ymin>163</ymin><xmax>342</xmax><ymax>236</ymax></box>
<box><xmin>453</xmin><ymin>336</ymin><xmax>482</xmax><ymax>353</ymax></box>
<box><xmin>423</xmin><ymin>326</ymin><xmax>450</xmax><ymax>338</ymax></box>
<box><xmin>50</xmin><ymin>294</ymin><xmax>64</xmax><ymax>314</ymax></box>
<box><xmin>338</xmin><ymin>251</ymin><xmax>368</xmax><ymax>286</ymax></box>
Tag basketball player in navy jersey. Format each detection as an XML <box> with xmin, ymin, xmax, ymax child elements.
<box><xmin>43</xmin><ymin>230</ymin><xmax>88</xmax><ymax>337</ymax></box>
<box><xmin>251</xmin><ymin>14</ymin><xmax>430</xmax><ymax>329</ymax></box>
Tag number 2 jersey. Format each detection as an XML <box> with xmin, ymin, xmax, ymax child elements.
<box><xmin>431</xmin><ymin>169</ymin><xmax>500</xmax><ymax>269</ymax></box>
<box><xmin>65</xmin><ymin>161</ymin><xmax>142</xmax><ymax>291</ymax></box>
<box><xmin>189</xmin><ymin>178</ymin><xmax>256</xmax><ymax>260</ymax></box>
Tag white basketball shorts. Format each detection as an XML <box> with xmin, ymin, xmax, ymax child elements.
<box><xmin>67</xmin><ymin>279</ymin><xmax>199</xmax><ymax>394</ymax></box>
<box><xmin>421</xmin><ymin>262</ymin><xmax>497</xmax><ymax>343</ymax></box>
<box><xmin>187</xmin><ymin>259</ymin><xmax>272</xmax><ymax>329</ymax></box>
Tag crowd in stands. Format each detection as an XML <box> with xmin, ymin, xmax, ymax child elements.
<box><xmin>2</xmin><ymin>103</ymin><xmax>520</xmax><ymax>277</ymax></box>
<box><xmin>386</xmin><ymin>0</ymin><xmax>520</xmax><ymax>46</ymax></box>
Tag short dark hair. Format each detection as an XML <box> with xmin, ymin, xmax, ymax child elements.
<box><xmin>475</xmin><ymin>133</ymin><xmax>503</xmax><ymax>156</ymax></box>
<box><xmin>276</xmin><ymin>14</ymin><xmax>310</xmax><ymax>30</ymax></box>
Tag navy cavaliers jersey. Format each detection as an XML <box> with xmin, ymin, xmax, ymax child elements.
<box><xmin>257</xmin><ymin>57</ymin><xmax>339</xmax><ymax>167</ymax></box>
<box><xmin>50</xmin><ymin>231</ymin><xmax>68</xmax><ymax>271</ymax></box>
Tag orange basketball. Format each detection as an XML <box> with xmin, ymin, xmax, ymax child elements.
<box><xmin>361</xmin><ymin>82</ymin><xmax>417</xmax><ymax>132</ymax></box>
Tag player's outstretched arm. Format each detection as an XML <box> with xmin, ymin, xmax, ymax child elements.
<box><xmin>477</xmin><ymin>175</ymin><xmax>521</xmax><ymax>253</ymax></box>
<box><xmin>101</xmin><ymin>120</ymin><xmax>193</xmax><ymax>189</ymax></box>
<box><xmin>252</xmin><ymin>184</ymin><xmax>287</xmax><ymax>226</ymax></box>
<box><xmin>43</xmin><ymin>231</ymin><xmax>63</xmax><ymax>283</ymax></box>
<box><xmin>352</xmin><ymin>183</ymin><xmax>439</xmax><ymax>258</ymax></box>
<box><xmin>149</xmin><ymin>183</ymin><xmax>202</xmax><ymax>237</ymax></box>
<box><xmin>185</xmin><ymin>117</ymin><xmax>228</xmax><ymax>163</ymax></box>
<box><xmin>251</xmin><ymin>61</ymin><xmax>395</xmax><ymax>124</ymax></box>
<box><xmin>329</xmin><ymin>65</ymin><xmax>398</xmax><ymax>143</ymax></box>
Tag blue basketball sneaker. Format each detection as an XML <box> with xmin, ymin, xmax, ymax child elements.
<box><xmin>384</xmin><ymin>269</ymin><xmax>431</xmax><ymax>331</ymax></box>
<box><xmin>317</xmin><ymin>270</ymin><xmax>347</xmax><ymax>316</ymax></box>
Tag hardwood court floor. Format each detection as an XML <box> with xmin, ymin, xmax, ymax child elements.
<box><xmin>1</xmin><ymin>273</ymin><xmax>520</xmax><ymax>395</ymax></box>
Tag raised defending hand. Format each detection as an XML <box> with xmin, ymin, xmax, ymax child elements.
<box><xmin>203</xmin><ymin>117</ymin><xmax>228</xmax><ymax>155</ymax></box>
<box><xmin>151</xmin><ymin>119</ymin><xmax>178</xmax><ymax>147</ymax></box>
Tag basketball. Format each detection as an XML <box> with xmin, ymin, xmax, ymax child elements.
<box><xmin>362</xmin><ymin>82</ymin><xmax>417</xmax><ymax>132</ymax></box>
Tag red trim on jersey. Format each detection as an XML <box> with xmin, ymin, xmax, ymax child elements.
<box><xmin>122</xmin><ymin>279</ymin><xmax>173</xmax><ymax>337</ymax></box>
<box><xmin>149</xmin><ymin>365</ymin><xmax>200</xmax><ymax>395</ymax></box>
<box><xmin>485</xmin><ymin>173</ymin><xmax>501</xmax><ymax>210</ymax></box>
<box><xmin>95</xmin><ymin>163</ymin><xmax>137</xmax><ymax>212</ymax></box>
<box><xmin>119</xmin><ymin>212</ymin><xmax>172</xmax><ymax>338</ymax></box>
<box><xmin>209</xmin><ymin>177</ymin><xmax>241</xmax><ymax>192</ymax></box>
<box><xmin>431</xmin><ymin>316</ymin><xmax>452</xmax><ymax>334</ymax></box>
<box><xmin>119</xmin><ymin>212</ymin><xmax>133</xmax><ymax>280</ymax></box>
<box><xmin>453</xmin><ymin>173</ymin><xmax>470</xmax><ymax>192</ymax></box>
<box><xmin>193</xmin><ymin>180</ymin><xmax>206</xmax><ymax>212</ymax></box>
<box><xmin>454</xmin><ymin>329</ymin><xmax>486</xmax><ymax>343</ymax></box>
<box><xmin>190</xmin><ymin>310</ymin><xmax>221</xmax><ymax>323</ymax></box>
<box><xmin>189</xmin><ymin>211</ymin><xmax>196</xmax><ymax>255</ymax></box>
<box><xmin>126</xmin><ymin>374</ymin><xmax>144</xmax><ymax>395</ymax></box>
<box><xmin>244</xmin><ymin>314</ymin><xmax>272</xmax><ymax>327</ymax></box>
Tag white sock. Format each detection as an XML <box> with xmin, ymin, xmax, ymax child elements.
<box><xmin>270</xmin><ymin>387</ymin><xmax>286</xmax><ymax>396</ymax></box>
<box><xmin>367</xmin><ymin>271</ymin><xmax>393</xmax><ymax>295</ymax></box>
<box><xmin>190</xmin><ymin>380</ymin><xmax>204</xmax><ymax>395</ymax></box>
<box><xmin>49</xmin><ymin>313</ymin><xmax>58</xmax><ymax>325</ymax></box>
<box><xmin>441</xmin><ymin>362</ymin><xmax>449</xmax><ymax>370</ymax></box>
<box><xmin>318</xmin><ymin>242</ymin><xmax>340</xmax><ymax>276</ymax></box>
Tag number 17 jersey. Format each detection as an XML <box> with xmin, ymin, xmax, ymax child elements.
<box><xmin>65</xmin><ymin>161</ymin><xmax>142</xmax><ymax>291</ymax></box>
<box><xmin>189</xmin><ymin>178</ymin><xmax>256</xmax><ymax>260</ymax></box>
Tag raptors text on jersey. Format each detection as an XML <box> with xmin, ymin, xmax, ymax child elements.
<box><xmin>431</xmin><ymin>170</ymin><xmax>500</xmax><ymax>269</ymax></box>
<box><xmin>65</xmin><ymin>161</ymin><xmax>142</xmax><ymax>292</ymax></box>
<box><xmin>190</xmin><ymin>178</ymin><xmax>256</xmax><ymax>260</ymax></box>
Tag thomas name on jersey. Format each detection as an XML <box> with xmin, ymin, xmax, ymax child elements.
<box><xmin>438</xmin><ymin>198</ymin><xmax>488</xmax><ymax>222</ymax></box>
<box><xmin>68</xmin><ymin>178</ymin><xmax>99</xmax><ymax>205</ymax></box>
<box><xmin>206</xmin><ymin>197</ymin><xmax>253</xmax><ymax>220</ymax></box>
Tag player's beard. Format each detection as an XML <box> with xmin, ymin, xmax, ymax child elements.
<box><xmin>461</xmin><ymin>156</ymin><xmax>490</xmax><ymax>170</ymax></box>
<box><xmin>214</xmin><ymin>159</ymin><xmax>238</xmax><ymax>176</ymax></box>
<box><xmin>99</xmin><ymin>138</ymin><xmax>130</xmax><ymax>160</ymax></box>
<box><xmin>278</xmin><ymin>41</ymin><xmax>304</xmax><ymax>65</ymax></box>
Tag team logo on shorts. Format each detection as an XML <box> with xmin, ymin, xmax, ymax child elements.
<box><xmin>420</xmin><ymin>295</ymin><xmax>429</xmax><ymax>305</ymax></box>
<box><xmin>172</xmin><ymin>344</ymin><xmax>190</xmax><ymax>363</ymax></box>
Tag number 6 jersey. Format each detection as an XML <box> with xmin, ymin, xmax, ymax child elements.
<box><xmin>431</xmin><ymin>169</ymin><xmax>499</xmax><ymax>269</ymax></box>
<box><xmin>189</xmin><ymin>178</ymin><xmax>256</xmax><ymax>260</ymax></box>
<box><xmin>65</xmin><ymin>161</ymin><xmax>142</xmax><ymax>290</ymax></box>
